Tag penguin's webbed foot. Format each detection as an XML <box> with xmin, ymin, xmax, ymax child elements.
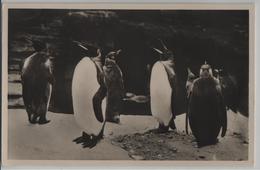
<box><xmin>29</xmin><ymin>119</ymin><xmax>37</xmax><ymax>124</ymax></box>
<box><xmin>82</xmin><ymin>136</ymin><xmax>98</xmax><ymax>148</ymax></box>
<box><xmin>73</xmin><ymin>132</ymin><xmax>102</xmax><ymax>149</ymax></box>
<box><xmin>38</xmin><ymin>118</ymin><xmax>51</xmax><ymax>125</ymax></box>
<box><xmin>155</xmin><ymin>123</ymin><xmax>169</xmax><ymax>133</ymax></box>
<box><xmin>73</xmin><ymin>136</ymin><xmax>83</xmax><ymax>143</ymax></box>
<box><xmin>73</xmin><ymin>136</ymin><xmax>88</xmax><ymax>144</ymax></box>
<box><xmin>73</xmin><ymin>132</ymin><xmax>90</xmax><ymax>144</ymax></box>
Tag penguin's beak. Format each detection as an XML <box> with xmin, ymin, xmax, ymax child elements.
<box><xmin>152</xmin><ymin>48</ymin><xmax>163</xmax><ymax>55</ymax></box>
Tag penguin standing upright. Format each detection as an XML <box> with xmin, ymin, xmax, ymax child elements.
<box><xmin>214</xmin><ymin>68</ymin><xmax>239</xmax><ymax>113</ymax></box>
<box><xmin>103</xmin><ymin>49</ymin><xmax>124</xmax><ymax>123</ymax></box>
<box><xmin>21</xmin><ymin>38</ymin><xmax>54</xmax><ymax>124</ymax></box>
<box><xmin>150</xmin><ymin>40</ymin><xmax>188</xmax><ymax>133</ymax></box>
<box><xmin>187</xmin><ymin>62</ymin><xmax>227</xmax><ymax>148</ymax></box>
<box><xmin>72</xmin><ymin>45</ymin><xmax>107</xmax><ymax>148</ymax></box>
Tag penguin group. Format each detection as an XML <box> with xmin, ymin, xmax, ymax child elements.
<box><xmin>21</xmin><ymin>38</ymin><xmax>231</xmax><ymax>149</ymax></box>
<box><xmin>150</xmin><ymin>41</ymin><xmax>228</xmax><ymax>148</ymax></box>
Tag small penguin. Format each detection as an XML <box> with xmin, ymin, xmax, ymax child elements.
<box><xmin>185</xmin><ymin>68</ymin><xmax>196</xmax><ymax>134</ymax></box>
<box><xmin>103</xmin><ymin>49</ymin><xmax>124</xmax><ymax>123</ymax></box>
<box><xmin>21</xmin><ymin>40</ymin><xmax>54</xmax><ymax>124</ymax></box>
<box><xmin>187</xmin><ymin>62</ymin><xmax>227</xmax><ymax>147</ymax></box>
<box><xmin>214</xmin><ymin>68</ymin><xmax>239</xmax><ymax>113</ymax></box>
<box><xmin>72</xmin><ymin>46</ymin><xmax>107</xmax><ymax>148</ymax></box>
<box><xmin>150</xmin><ymin>40</ymin><xmax>187</xmax><ymax>133</ymax></box>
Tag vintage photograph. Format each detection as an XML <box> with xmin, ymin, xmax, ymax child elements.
<box><xmin>2</xmin><ymin>3</ymin><xmax>254</xmax><ymax>164</ymax></box>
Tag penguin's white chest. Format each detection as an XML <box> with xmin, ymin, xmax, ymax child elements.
<box><xmin>150</xmin><ymin>61</ymin><xmax>172</xmax><ymax>126</ymax></box>
<box><xmin>72</xmin><ymin>57</ymin><xmax>106</xmax><ymax>136</ymax></box>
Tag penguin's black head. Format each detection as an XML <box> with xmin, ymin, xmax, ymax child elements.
<box><xmin>152</xmin><ymin>39</ymin><xmax>174</xmax><ymax>61</ymax></box>
<box><xmin>200</xmin><ymin>62</ymin><xmax>213</xmax><ymax>78</ymax></box>
<box><xmin>33</xmin><ymin>40</ymin><xmax>46</xmax><ymax>52</ymax></box>
<box><xmin>214</xmin><ymin>68</ymin><xmax>226</xmax><ymax>77</ymax></box>
<box><xmin>25</xmin><ymin>37</ymin><xmax>46</xmax><ymax>52</ymax></box>
<box><xmin>105</xmin><ymin>49</ymin><xmax>121</xmax><ymax>61</ymax></box>
<box><xmin>72</xmin><ymin>40</ymin><xmax>102</xmax><ymax>58</ymax></box>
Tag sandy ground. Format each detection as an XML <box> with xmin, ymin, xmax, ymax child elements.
<box><xmin>8</xmin><ymin>109</ymin><xmax>130</xmax><ymax>160</ymax></box>
<box><xmin>7</xmin><ymin>109</ymin><xmax>248</xmax><ymax>160</ymax></box>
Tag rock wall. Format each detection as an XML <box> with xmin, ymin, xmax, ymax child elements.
<box><xmin>8</xmin><ymin>9</ymin><xmax>249</xmax><ymax>116</ymax></box>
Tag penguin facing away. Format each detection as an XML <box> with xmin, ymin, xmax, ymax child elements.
<box><xmin>187</xmin><ymin>62</ymin><xmax>227</xmax><ymax>148</ymax></box>
<box><xmin>21</xmin><ymin>40</ymin><xmax>54</xmax><ymax>124</ymax></box>
<box><xmin>103</xmin><ymin>49</ymin><xmax>125</xmax><ymax>124</ymax></box>
<box><xmin>150</xmin><ymin>40</ymin><xmax>185</xmax><ymax>133</ymax></box>
<box><xmin>72</xmin><ymin>46</ymin><xmax>107</xmax><ymax>148</ymax></box>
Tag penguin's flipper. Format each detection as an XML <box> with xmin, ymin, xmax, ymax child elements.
<box><xmin>187</xmin><ymin>81</ymin><xmax>200</xmax><ymax>139</ymax></box>
<box><xmin>185</xmin><ymin>112</ymin><xmax>189</xmax><ymax>134</ymax></box>
<box><xmin>92</xmin><ymin>86</ymin><xmax>106</xmax><ymax>123</ymax></box>
<box><xmin>221</xmin><ymin>105</ymin><xmax>227</xmax><ymax>137</ymax></box>
<box><xmin>217</xmin><ymin>86</ymin><xmax>227</xmax><ymax>137</ymax></box>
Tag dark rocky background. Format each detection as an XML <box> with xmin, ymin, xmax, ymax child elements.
<box><xmin>8</xmin><ymin>9</ymin><xmax>249</xmax><ymax>116</ymax></box>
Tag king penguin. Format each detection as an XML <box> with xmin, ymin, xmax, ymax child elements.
<box><xmin>187</xmin><ymin>62</ymin><xmax>227</xmax><ymax>148</ymax></box>
<box><xmin>103</xmin><ymin>49</ymin><xmax>124</xmax><ymax>124</ymax></box>
<box><xmin>72</xmin><ymin>45</ymin><xmax>107</xmax><ymax>148</ymax></box>
<box><xmin>21</xmin><ymin>39</ymin><xmax>53</xmax><ymax>124</ymax></box>
<box><xmin>150</xmin><ymin>40</ymin><xmax>187</xmax><ymax>133</ymax></box>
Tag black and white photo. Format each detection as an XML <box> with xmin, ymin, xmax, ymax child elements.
<box><xmin>1</xmin><ymin>3</ymin><xmax>255</xmax><ymax>165</ymax></box>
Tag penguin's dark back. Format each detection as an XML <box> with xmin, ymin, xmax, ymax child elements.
<box><xmin>21</xmin><ymin>52</ymin><xmax>50</xmax><ymax>79</ymax></box>
<box><xmin>188</xmin><ymin>77</ymin><xmax>224</xmax><ymax>145</ymax></box>
<box><xmin>189</xmin><ymin>77</ymin><xmax>222</xmax><ymax>122</ymax></box>
<box><xmin>21</xmin><ymin>52</ymin><xmax>51</xmax><ymax>100</ymax></box>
